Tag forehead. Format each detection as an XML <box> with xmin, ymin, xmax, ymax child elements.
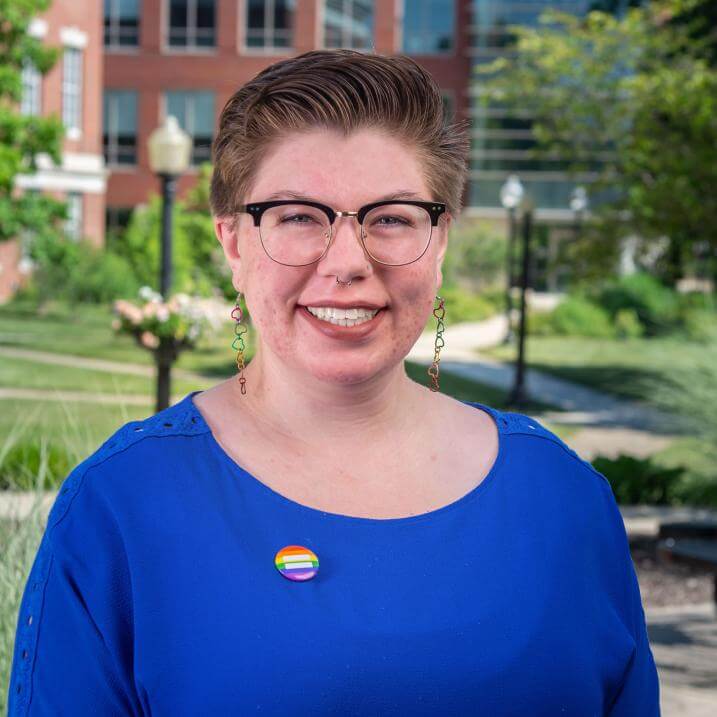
<box><xmin>249</xmin><ymin>127</ymin><xmax>431</xmax><ymax>204</ymax></box>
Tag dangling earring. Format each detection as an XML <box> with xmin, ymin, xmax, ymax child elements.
<box><xmin>427</xmin><ymin>295</ymin><xmax>445</xmax><ymax>392</ymax></box>
<box><xmin>231</xmin><ymin>292</ymin><xmax>248</xmax><ymax>395</ymax></box>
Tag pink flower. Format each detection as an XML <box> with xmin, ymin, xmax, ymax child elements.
<box><xmin>140</xmin><ymin>331</ymin><xmax>159</xmax><ymax>349</ymax></box>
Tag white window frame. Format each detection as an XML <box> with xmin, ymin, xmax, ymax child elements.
<box><xmin>104</xmin><ymin>89</ymin><xmax>138</xmax><ymax>166</ymax></box>
<box><xmin>243</xmin><ymin>0</ymin><xmax>294</xmax><ymax>52</ymax></box>
<box><xmin>21</xmin><ymin>61</ymin><xmax>42</xmax><ymax>116</ymax></box>
<box><xmin>62</xmin><ymin>47</ymin><xmax>83</xmax><ymax>139</ymax></box>
<box><xmin>65</xmin><ymin>192</ymin><xmax>84</xmax><ymax>241</ymax></box>
<box><xmin>162</xmin><ymin>90</ymin><xmax>215</xmax><ymax>168</ymax></box>
<box><xmin>165</xmin><ymin>0</ymin><xmax>217</xmax><ymax>52</ymax></box>
<box><xmin>104</xmin><ymin>0</ymin><xmax>141</xmax><ymax>50</ymax></box>
<box><xmin>322</xmin><ymin>0</ymin><xmax>374</xmax><ymax>50</ymax></box>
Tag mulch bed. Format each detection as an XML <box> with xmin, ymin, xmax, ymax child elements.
<box><xmin>631</xmin><ymin>538</ymin><xmax>715</xmax><ymax>608</ymax></box>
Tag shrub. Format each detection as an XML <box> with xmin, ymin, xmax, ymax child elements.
<box><xmin>592</xmin><ymin>454</ymin><xmax>685</xmax><ymax>505</ymax></box>
<box><xmin>437</xmin><ymin>285</ymin><xmax>499</xmax><ymax>324</ymax></box>
<box><xmin>594</xmin><ymin>272</ymin><xmax>679</xmax><ymax>335</ymax></box>
<box><xmin>530</xmin><ymin>295</ymin><xmax>615</xmax><ymax>337</ymax></box>
<box><xmin>614</xmin><ymin>308</ymin><xmax>644</xmax><ymax>339</ymax></box>
<box><xmin>25</xmin><ymin>233</ymin><xmax>139</xmax><ymax>304</ymax></box>
<box><xmin>442</xmin><ymin>221</ymin><xmax>506</xmax><ymax>291</ymax></box>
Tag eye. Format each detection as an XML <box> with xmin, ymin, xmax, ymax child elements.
<box><xmin>281</xmin><ymin>214</ymin><xmax>317</xmax><ymax>224</ymax></box>
<box><xmin>373</xmin><ymin>215</ymin><xmax>409</xmax><ymax>226</ymax></box>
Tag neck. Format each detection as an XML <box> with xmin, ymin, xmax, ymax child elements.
<box><xmin>230</xmin><ymin>343</ymin><xmax>429</xmax><ymax>450</ymax></box>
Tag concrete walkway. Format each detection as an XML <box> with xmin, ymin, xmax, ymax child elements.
<box><xmin>408</xmin><ymin>314</ymin><xmax>676</xmax><ymax>433</ymax></box>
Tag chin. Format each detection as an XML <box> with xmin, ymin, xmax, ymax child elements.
<box><xmin>304</xmin><ymin>361</ymin><xmax>384</xmax><ymax>386</ymax></box>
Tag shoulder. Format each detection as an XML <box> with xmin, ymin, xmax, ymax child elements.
<box><xmin>45</xmin><ymin>394</ymin><xmax>211</xmax><ymax>538</ymax></box>
<box><xmin>466</xmin><ymin>400</ymin><xmax>617</xmax><ymax>516</ymax></box>
<box><xmin>489</xmin><ymin>403</ymin><xmax>610</xmax><ymax>484</ymax></box>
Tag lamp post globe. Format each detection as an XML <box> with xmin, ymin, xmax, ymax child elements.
<box><xmin>500</xmin><ymin>174</ymin><xmax>524</xmax><ymax>211</ymax></box>
<box><xmin>148</xmin><ymin>115</ymin><xmax>192</xmax><ymax>176</ymax></box>
<box><xmin>569</xmin><ymin>185</ymin><xmax>589</xmax><ymax>242</ymax></box>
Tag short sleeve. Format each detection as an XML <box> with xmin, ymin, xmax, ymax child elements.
<box><xmin>6</xmin><ymin>466</ymin><xmax>143</xmax><ymax>716</ymax></box>
<box><xmin>595</xmin><ymin>477</ymin><xmax>661</xmax><ymax>716</ymax></box>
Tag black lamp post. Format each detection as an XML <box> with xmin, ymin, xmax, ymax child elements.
<box><xmin>147</xmin><ymin>115</ymin><xmax>192</xmax><ymax>413</ymax></box>
<box><xmin>508</xmin><ymin>194</ymin><xmax>534</xmax><ymax>408</ymax></box>
<box><xmin>500</xmin><ymin>175</ymin><xmax>524</xmax><ymax>344</ymax></box>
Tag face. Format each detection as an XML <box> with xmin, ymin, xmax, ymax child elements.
<box><xmin>214</xmin><ymin>127</ymin><xmax>451</xmax><ymax>387</ymax></box>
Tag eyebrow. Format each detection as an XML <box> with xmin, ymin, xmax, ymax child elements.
<box><xmin>264</xmin><ymin>190</ymin><xmax>424</xmax><ymax>203</ymax></box>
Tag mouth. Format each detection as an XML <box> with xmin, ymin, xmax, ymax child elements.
<box><xmin>296</xmin><ymin>304</ymin><xmax>388</xmax><ymax>339</ymax></box>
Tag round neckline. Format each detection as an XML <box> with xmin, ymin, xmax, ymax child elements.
<box><xmin>183</xmin><ymin>389</ymin><xmax>507</xmax><ymax>527</ymax></box>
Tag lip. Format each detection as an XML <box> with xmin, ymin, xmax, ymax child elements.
<box><xmin>300</xmin><ymin>301</ymin><xmax>387</xmax><ymax>310</ymax></box>
<box><xmin>297</xmin><ymin>305</ymin><xmax>387</xmax><ymax>340</ymax></box>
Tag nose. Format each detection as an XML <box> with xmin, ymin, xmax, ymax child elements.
<box><xmin>316</xmin><ymin>213</ymin><xmax>373</xmax><ymax>277</ymax></box>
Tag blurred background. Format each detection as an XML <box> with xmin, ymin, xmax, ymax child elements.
<box><xmin>1</xmin><ymin>0</ymin><xmax>716</xmax><ymax>713</ymax></box>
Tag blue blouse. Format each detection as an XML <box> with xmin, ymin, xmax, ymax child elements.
<box><xmin>8</xmin><ymin>390</ymin><xmax>660</xmax><ymax>715</ymax></box>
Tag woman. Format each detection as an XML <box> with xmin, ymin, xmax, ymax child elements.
<box><xmin>8</xmin><ymin>50</ymin><xmax>659</xmax><ymax>715</ymax></box>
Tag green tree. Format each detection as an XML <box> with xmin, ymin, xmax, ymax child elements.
<box><xmin>477</xmin><ymin>0</ymin><xmax>717</xmax><ymax>287</ymax></box>
<box><xmin>118</xmin><ymin>163</ymin><xmax>234</xmax><ymax>299</ymax></box>
<box><xmin>0</xmin><ymin>0</ymin><xmax>67</xmax><ymax>244</ymax></box>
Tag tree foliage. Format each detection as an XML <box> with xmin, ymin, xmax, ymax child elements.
<box><xmin>477</xmin><ymin>0</ymin><xmax>717</xmax><ymax>285</ymax></box>
<box><xmin>117</xmin><ymin>163</ymin><xmax>234</xmax><ymax>299</ymax></box>
<box><xmin>0</xmin><ymin>0</ymin><xmax>67</xmax><ymax>243</ymax></box>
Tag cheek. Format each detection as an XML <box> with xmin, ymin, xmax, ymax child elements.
<box><xmin>391</xmin><ymin>268</ymin><xmax>438</xmax><ymax>339</ymax></box>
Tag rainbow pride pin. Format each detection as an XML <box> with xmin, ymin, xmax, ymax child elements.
<box><xmin>275</xmin><ymin>545</ymin><xmax>319</xmax><ymax>582</ymax></box>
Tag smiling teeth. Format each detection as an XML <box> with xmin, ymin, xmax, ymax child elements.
<box><xmin>307</xmin><ymin>306</ymin><xmax>379</xmax><ymax>327</ymax></box>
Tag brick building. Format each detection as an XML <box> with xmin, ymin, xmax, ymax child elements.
<box><xmin>103</xmin><ymin>0</ymin><xmax>472</xmax><ymax>237</ymax></box>
<box><xmin>2</xmin><ymin>0</ymin><xmax>105</xmax><ymax>302</ymax></box>
<box><xmin>3</xmin><ymin>1</ymin><xmax>604</xmax><ymax>302</ymax></box>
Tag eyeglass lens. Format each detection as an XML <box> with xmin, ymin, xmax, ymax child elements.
<box><xmin>257</xmin><ymin>203</ymin><xmax>433</xmax><ymax>266</ymax></box>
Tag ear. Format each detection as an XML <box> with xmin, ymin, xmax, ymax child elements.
<box><xmin>434</xmin><ymin>212</ymin><xmax>451</xmax><ymax>290</ymax></box>
<box><xmin>214</xmin><ymin>216</ymin><xmax>244</xmax><ymax>293</ymax></box>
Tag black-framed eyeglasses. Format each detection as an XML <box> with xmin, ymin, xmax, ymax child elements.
<box><xmin>234</xmin><ymin>199</ymin><xmax>447</xmax><ymax>267</ymax></box>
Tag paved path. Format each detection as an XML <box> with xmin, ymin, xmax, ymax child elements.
<box><xmin>0</xmin><ymin>345</ymin><xmax>206</xmax><ymax>381</ymax></box>
<box><xmin>408</xmin><ymin>316</ymin><xmax>676</xmax><ymax>433</ymax></box>
<box><xmin>647</xmin><ymin>602</ymin><xmax>717</xmax><ymax>716</ymax></box>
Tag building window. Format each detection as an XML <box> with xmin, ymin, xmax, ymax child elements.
<box><xmin>62</xmin><ymin>47</ymin><xmax>83</xmax><ymax>134</ymax></box>
<box><xmin>20</xmin><ymin>61</ymin><xmax>42</xmax><ymax>116</ymax></box>
<box><xmin>164</xmin><ymin>90</ymin><xmax>215</xmax><ymax>165</ymax></box>
<box><xmin>246</xmin><ymin>0</ymin><xmax>294</xmax><ymax>49</ymax></box>
<box><xmin>104</xmin><ymin>90</ymin><xmax>138</xmax><ymax>165</ymax></box>
<box><xmin>105</xmin><ymin>207</ymin><xmax>134</xmax><ymax>246</ymax></box>
<box><xmin>168</xmin><ymin>0</ymin><xmax>216</xmax><ymax>49</ymax></box>
<box><xmin>104</xmin><ymin>0</ymin><xmax>141</xmax><ymax>48</ymax></box>
<box><xmin>65</xmin><ymin>192</ymin><xmax>83</xmax><ymax>241</ymax></box>
<box><xmin>323</xmin><ymin>0</ymin><xmax>374</xmax><ymax>49</ymax></box>
<box><xmin>402</xmin><ymin>0</ymin><xmax>454</xmax><ymax>54</ymax></box>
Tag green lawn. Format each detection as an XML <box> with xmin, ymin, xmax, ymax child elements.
<box><xmin>482</xmin><ymin>334</ymin><xmax>717</xmax><ymax>419</ymax></box>
<box><xmin>1</xmin><ymin>299</ymin><xmax>567</xmax><ymax>491</ymax></box>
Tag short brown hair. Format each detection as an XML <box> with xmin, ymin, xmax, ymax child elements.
<box><xmin>210</xmin><ymin>49</ymin><xmax>470</xmax><ymax>229</ymax></box>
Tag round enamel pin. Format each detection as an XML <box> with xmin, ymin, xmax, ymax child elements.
<box><xmin>275</xmin><ymin>545</ymin><xmax>319</xmax><ymax>582</ymax></box>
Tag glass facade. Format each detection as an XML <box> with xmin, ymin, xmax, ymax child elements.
<box><xmin>168</xmin><ymin>0</ymin><xmax>216</xmax><ymax>48</ymax></box>
<box><xmin>104</xmin><ymin>0</ymin><xmax>140</xmax><ymax>48</ymax></box>
<box><xmin>165</xmin><ymin>90</ymin><xmax>215</xmax><ymax>165</ymax></box>
<box><xmin>103</xmin><ymin>89</ymin><xmax>138</xmax><ymax>165</ymax></box>
<box><xmin>246</xmin><ymin>0</ymin><xmax>295</xmax><ymax>49</ymax></box>
<box><xmin>469</xmin><ymin>1</ymin><xmax>596</xmax><ymax>210</ymax></box>
<box><xmin>402</xmin><ymin>0</ymin><xmax>455</xmax><ymax>54</ymax></box>
<box><xmin>323</xmin><ymin>0</ymin><xmax>374</xmax><ymax>49</ymax></box>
